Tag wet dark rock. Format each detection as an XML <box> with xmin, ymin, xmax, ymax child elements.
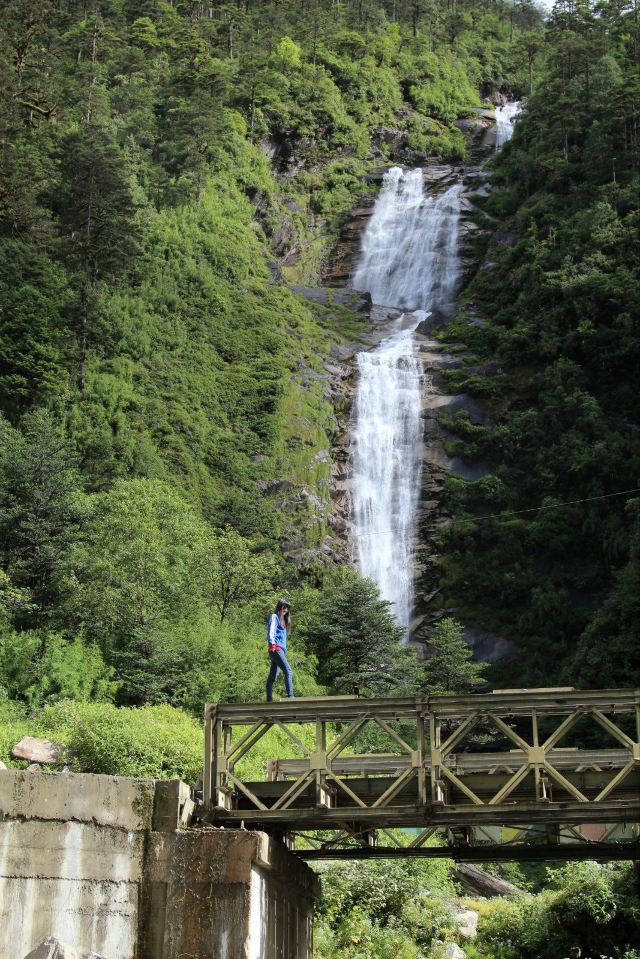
<box><xmin>415</xmin><ymin>308</ymin><xmax>449</xmax><ymax>335</ymax></box>
<box><xmin>463</xmin><ymin>627</ymin><xmax>518</xmax><ymax>663</ymax></box>
<box><xmin>256</xmin><ymin>479</ymin><xmax>295</xmax><ymax>495</ymax></box>
<box><xmin>271</xmin><ymin>213</ymin><xmax>295</xmax><ymax>255</ymax></box>
<box><xmin>330</xmin><ymin>342</ymin><xmax>360</xmax><ymax>362</ymax></box>
<box><xmin>267</xmin><ymin>260</ymin><xmax>282</xmax><ymax>281</ymax></box>
<box><xmin>283</xmin><ymin>196</ymin><xmax>305</xmax><ymax>214</ymax></box>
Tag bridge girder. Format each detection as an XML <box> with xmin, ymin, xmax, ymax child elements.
<box><xmin>203</xmin><ymin>688</ymin><xmax>640</xmax><ymax>862</ymax></box>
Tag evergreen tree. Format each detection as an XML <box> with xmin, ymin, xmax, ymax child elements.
<box><xmin>55</xmin><ymin>127</ymin><xmax>141</xmax><ymax>388</ymax></box>
<box><xmin>303</xmin><ymin>569</ymin><xmax>418</xmax><ymax>697</ymax></box>
<box><xmin>0</xmin><ymin>409</ymin><xmax>86</xmax><ymax>618</ymax></box>
<box><xmin>422</xmin><ymin>618</ymin><xmax>486</xmax><ymax>694</ymax></box>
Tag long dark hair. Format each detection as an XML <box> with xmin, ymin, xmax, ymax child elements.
<box><xmin>275</xmin><ymin>599</ymin><xmax>291</xmax><ymax>631</ymax></box>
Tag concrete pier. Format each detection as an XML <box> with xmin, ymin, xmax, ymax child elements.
<box><xmin>0</xmin><ymin>770</ymin><xmax>318</xmax><ymax>959</ymax></box>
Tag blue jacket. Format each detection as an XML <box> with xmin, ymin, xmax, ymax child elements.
<box><xmin>267</xmin><ymin>613</ymin><xmax>287</xmax><ymax>653</ymax></box>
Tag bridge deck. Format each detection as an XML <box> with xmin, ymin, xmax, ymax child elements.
<box><xmin>203</xmin><ymin>688</ymin><xmax>640</xmax><ymax>860</ymax></box>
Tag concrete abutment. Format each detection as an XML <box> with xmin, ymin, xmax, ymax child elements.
<box><xmin>0</xmin><ymin>770</ymin><xmax>318</xmax><ymax>959</ymax></box>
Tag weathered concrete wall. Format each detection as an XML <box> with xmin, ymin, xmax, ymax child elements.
<box><xmin>0</xmin><ymin>770</ymin><xmax>318</xmax><ymax>959</ymax></box>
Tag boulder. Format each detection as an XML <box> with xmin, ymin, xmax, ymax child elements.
<box><xmin>432</xmin><ymin>943</ymin><xmax>466</xmax><ymax>959</ymax></box>
<box><xmin>415</xmin><ymin>308</ymin><xmax>449</xmax><ymax>336</ymax></box>
<box><xmin>23</xmin><ymin>939</ymin><xmax>79</xmax><ymax>959</ymax></box>
<box><xmin>445</xmin><ymin>945</ymin><xmax>466</xmax><ymax>959</ymax></box>
<box><xmin>0</xmin><ymin>760</ymin><xmax>7</xmax><ymax>770</ymax></box>
<box><xmin>256</xmin><ymin>478</ymin><xmax>295</xmax><ymax>496</ymax></box>
<box><xmin>12</xmin><ymin>737</ymin><xmax>63</xmax><ymax>764</ymax></box>
<box><xmin>453</xmin><ymin>905</ymin><xmax>479</xmax><ymax>939</ymax></box>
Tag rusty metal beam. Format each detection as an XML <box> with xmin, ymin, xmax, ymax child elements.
<box><xmin>297</xmin><ymin>842</ymin><xmax>640</xmax><ymax>862</ymax></box>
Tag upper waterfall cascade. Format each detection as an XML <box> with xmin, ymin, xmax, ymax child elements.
<box><xmin>352</xmin><ymin>170</ymin><xmax>463</xmax><ymax>313</ymax></box>
<box><xmin>495</xmin><ymin>101</ymin><xmax>522</xmax><ymax>148</ymax></box>
<box><xmin>351</xmin><ymin>170</ymin><xmax>463</xmax><ymax>630</ymax></box>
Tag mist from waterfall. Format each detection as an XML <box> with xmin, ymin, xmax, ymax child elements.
<box><xmin>351</xmin><ymin>170</ymin><xmax>462</xmax><ymax>629</ymax></box>
<box><xmin>495</xmin><ymin>101</ymin><xmax>521</xmax><ymax>148</ymax></box>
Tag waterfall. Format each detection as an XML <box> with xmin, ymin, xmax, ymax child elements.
<box><xmin>352</xmin><ymin>315</ymin><xmax>426</xmax><ymax>629</ymax></box>
<box><xmin>352</xmin><ymin>170</ymin><xmax>462</xmax><ymax>313</ymax></box>
<box><xmin>495</xmin><ymin>101</ymin><xmax>521</xmax><ymax>149</ymax></box>
<box><xmin>351</xmin><ymin>170</ymin><xmax>462</xmax><ymax>629</ymax></box>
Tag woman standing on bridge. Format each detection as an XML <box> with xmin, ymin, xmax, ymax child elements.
<box><xmin>266</xmin><ymin>600</ymin><xmax>294</xmax><ymax>701</ymax></box>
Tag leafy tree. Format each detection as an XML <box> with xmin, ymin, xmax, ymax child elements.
<box><xmin>0</xmin><ymin>569</ymin><xmax>32</xmax><ymax>628</ymax></box>
<box><xmin>64</xmin><ymin>479</ymin><xmax>213</xmax><ymax>680</ymax></box>
<box><xmin>205</xmin><ymin>526</ymin><xmax>276</xmax><ymax>622</ymax></box>
<box><xmin>422</xmin><ymin>618</ymin><xmax>487</xmax><ymax>694</ymax></box>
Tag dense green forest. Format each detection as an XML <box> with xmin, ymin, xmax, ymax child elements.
<box><xmin>0</xmin><ymin>0</ymin><xmax>540</xmax><ymax>712</ymax></box>
<box><xmin>439</xmin><ymin>0</ymin><xmax>640</xmax><ymax>691</ymax></box>
<box><xmin>1</xmin><ymin>0</ymin><xmax>640</xmax><ymax>956</ymax></box>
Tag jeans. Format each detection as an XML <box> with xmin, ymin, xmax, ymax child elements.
<box><xmin>266</xmin><ymin>649</ymin><xmax>294</xmax><ymax>701</ymax></box>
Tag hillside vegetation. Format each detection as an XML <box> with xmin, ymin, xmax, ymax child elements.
<box><xmin>438</xmin><ymin>0</ymin><xmax>640</xmax><ymax>690</ymax></box>
<box><xmin>0</xmin><ymin>0</ymin><xmax>539</xmax><ymax>709</ymax></box>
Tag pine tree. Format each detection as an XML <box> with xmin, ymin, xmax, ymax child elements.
<box><xmin>303</xmin><ymin>569</ymin><xmax>419</xmax><ymax>697</ymax></box>
<box><xmin>422</xmin><ymin>618</ymin><xmax>486</xmax><ymax>695</ymax></box>
<box><xmin>0</xmin><ymin>409</ymin><xmax>86</xmax><ymax>618</ymax></box>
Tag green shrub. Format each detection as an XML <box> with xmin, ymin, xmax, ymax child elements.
<box><xmin>35</xmin><ymin>701</ymin><xmax>203</xmax><ymax>782</ymax></box>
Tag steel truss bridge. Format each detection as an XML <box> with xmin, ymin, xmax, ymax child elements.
<box><xmin>203</xmin><ymin>688</ymin><xmax>640</xmax><ymax>861</ymax></box>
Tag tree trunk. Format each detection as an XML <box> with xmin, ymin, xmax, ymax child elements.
<box><xmin>456</xmin><ymin>863</ymin><xmax>521</xmax><ymax>898</ymax></box>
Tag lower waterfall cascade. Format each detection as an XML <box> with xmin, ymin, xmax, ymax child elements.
<box><xmin>352</xmin><ymin>312</ymin><xmax>428</xmax><ymax>630</ymax></box>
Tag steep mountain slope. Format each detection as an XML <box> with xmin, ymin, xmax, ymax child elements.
<box><xmin>435</xmin><ymin>0</ymin><xmax>640</xmax><ymax>687</ymax></box>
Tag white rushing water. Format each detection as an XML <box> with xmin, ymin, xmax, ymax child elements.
<box><xmin>494</xmin><ymin>101</ymin><xmax>521</xmax><ymax>148</ymax></box>
<box><xmin>352</xmin><ymin>313</ymin><xmax>427</xmax><ymax>629</ymax></box>
<box><xmin>352</xmin><ymin>170</ymin><xmax>462</xmax><ymax>313</ymax></box>
<box><xmin>351</xmin><ymin>169</ymin><xmax>462</xmax><ymax>629</ymax></box>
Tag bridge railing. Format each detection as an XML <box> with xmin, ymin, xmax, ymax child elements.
<box><xmin>203</xmin><ymin>688</ymin><xmax>640</xmax><ymax>839</ymax></box>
